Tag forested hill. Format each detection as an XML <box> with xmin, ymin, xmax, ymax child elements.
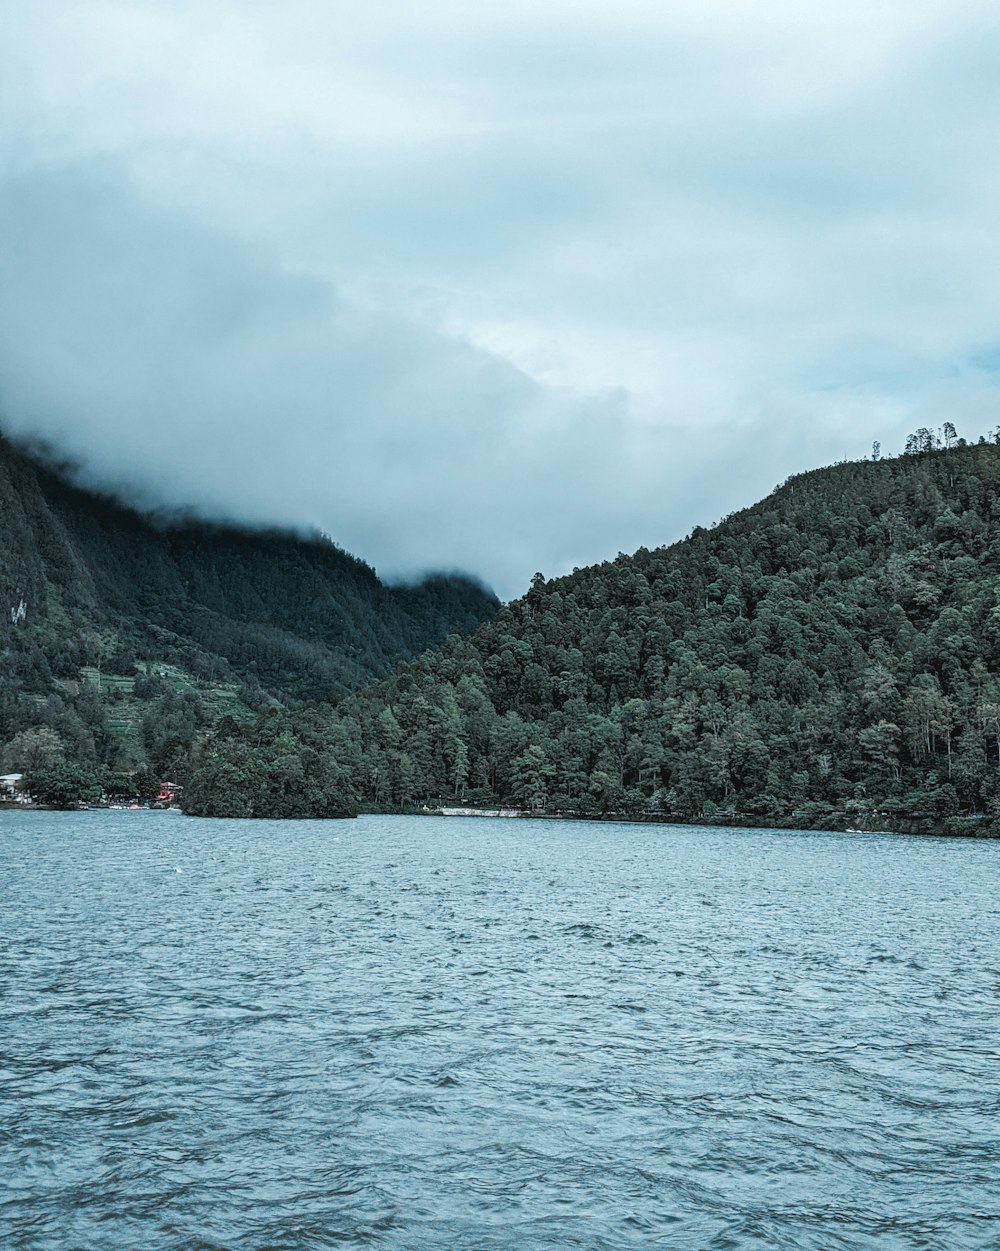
<box><xmin>0</xmin><ymin>432</ymin><xmax>497</xmax><ymax>781</ymax></box>
<box><xmin>188</xmin><ymin>434</ymin><xmax>1000</xmax><ymax>830</ymax></box>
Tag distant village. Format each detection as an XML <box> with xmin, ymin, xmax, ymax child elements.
<box><xmin>0</xmin><ymin>774</ymin><xmax>180</xmax><ymax>810</ymax></box>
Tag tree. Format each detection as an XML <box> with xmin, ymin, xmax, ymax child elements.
<box><xmin>3</xmin><ymin>727</ymin><xmax>65</xmax><ymax>772</ymax></box>
<box><xmin>25</xmin><ymin>764</ymin><xmax>103</xmax><ymax>807</ymax></box>
<box><xmin>182</xmin><ymin>712</ymin><xmax>357</xmax><ymax>818</ymax></box>
<box><xmin>511</xmin><ymin>744</ymin><xmax>553</xmax><ymax>809</ymax></box>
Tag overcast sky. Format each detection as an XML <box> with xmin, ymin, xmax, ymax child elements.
<box><xmin>3</xmin><ymin>1</ymin><xmax>1000</xmax><ymax>597</ymax></box>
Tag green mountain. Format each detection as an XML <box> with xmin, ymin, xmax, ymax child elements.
<box><xmin>0</xmin><ymin>432</ymin><xmax>498</xmax><ymax>781</ymax></box>
<box><xmin>189</xmin><ymin>432</ymin><xmax>1000</xmax><ymax>831</ymax></box>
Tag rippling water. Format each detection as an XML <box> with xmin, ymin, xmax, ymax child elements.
<box><xmin>2</xmin><ymin>812</ymin><xmax>998</xmax><ymax>1250</ymax></box>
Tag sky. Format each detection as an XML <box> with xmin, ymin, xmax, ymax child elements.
<box><xmin>3</xmin><ymin>1</ymin><xmax>1000</xmax><ymax>598</ymax></box>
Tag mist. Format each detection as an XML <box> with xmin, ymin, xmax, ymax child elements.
<box><xmin>0</xmin><ymin>162</ymin><xmax>852</xmax><ymax>598</ymax></box>
<box><xmin>4</xmin><ymin>2</ymin><xmax>1000</xmax><ymax>597</ymax></box>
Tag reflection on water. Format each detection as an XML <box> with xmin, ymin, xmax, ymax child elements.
<box><xmin>2</xmin><ymin>811</ymin><xmax>998</xmax><ymax>1249</ymax></box>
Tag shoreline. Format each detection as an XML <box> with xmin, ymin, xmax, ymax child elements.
<box><xmin>4</xmin><ymin>800</ymin><xmax>997</xmax><ymax>838</ymax></box>
<box><xmin>361</xmin><ymin>805</ymin><xmax>1000</xmax><ymax>839</ymax></box>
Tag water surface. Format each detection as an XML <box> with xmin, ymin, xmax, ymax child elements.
<box><xmin>2</xmin><ymin>812</ymin><xmax>998</xmax><ymax>1249</ymax></box>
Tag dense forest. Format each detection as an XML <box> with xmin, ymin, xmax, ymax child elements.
<box><xmin>188</xmin><ymin>429</ymin><xmax>1000</xmax><ymax>834</ymax></box>
<box><xmin>0</xmin><ymin>432</ymin><xmax>498</xmax><ymax>794</ymax></box>
<box><xmin>10</xmin><ymin>424</ymin><xmax>1000</xmax><ymax>835</ymax></box>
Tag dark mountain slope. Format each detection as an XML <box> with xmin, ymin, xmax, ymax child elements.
<box><xmin>193</xmin><ymin>435</ymin><xmax>1000</xmax><ymax>829</ymax></box>
<box><xmin>0</xmin><ymin>433</ymin><xmax>498</xmax><ymax>773</ymax></box>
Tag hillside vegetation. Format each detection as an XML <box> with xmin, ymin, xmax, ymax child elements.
<box><xmin>189</xmin><ymin>431</ymin><xmax>1000</xmax><ymax>832</ymax></box>
<box><xmin>0</xmin><ymin>433</ymin><xmax>498</xmax><ymax>787</ymax></box>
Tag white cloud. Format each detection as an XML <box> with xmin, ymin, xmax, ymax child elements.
<box><xmin>2</xmin><ymin>1</ymin><xmax>1000</xmax><ymax>595</ymax></box>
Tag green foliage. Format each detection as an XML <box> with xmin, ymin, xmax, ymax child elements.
<box><xmin>130</xmin><ymin>767</ymin><xmax>161</xmax><ymax>801</ymax></box>
<box><xmin>0</xmin><ymin>432</ymin><xmax>498</xmax><ymax>780</ymax></box>
<box><xmin>25</xmin><ymin>764</ymin><xmax>104</xmax><ymax>807</ymax></box>
<box><xmin>12</xmin><ymin>425</ymin><xmax>1000</xmax><ymax>833</ymax></box>
<box><xmin>184</xmin><ymin>709</ymin><xmax>358</xmax><ymax>818</ymax></box>
<box><xmin>100</xmin><ymin>770</ymin><xmax>143</xmax><ymax>802</ymax></box>
<box><xmin>2</xmin><ymin>726</ymin><xmax>66</xmax><ymax>772</ymax></box>
<box><xmin>273</xmin><ymin>436</ymin><xmax>1000</xmax><ymax>833</ymax></box>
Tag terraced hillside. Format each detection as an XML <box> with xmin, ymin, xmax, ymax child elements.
<box><xmin>0</xmin><ymin>433</ymin><xmax>498</xmax><ymax>775</ymax></box>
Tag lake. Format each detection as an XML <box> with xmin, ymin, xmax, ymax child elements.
<box><xmin>2</xmin><ymin>811</ymin><xmax>998</xmax><ymax>1249</ymax></box>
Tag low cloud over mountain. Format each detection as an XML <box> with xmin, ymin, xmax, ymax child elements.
<box><xmin>3</xmin><ymin>2</ymin><xmax>1000</xmax><ymax>595</ymax></box>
